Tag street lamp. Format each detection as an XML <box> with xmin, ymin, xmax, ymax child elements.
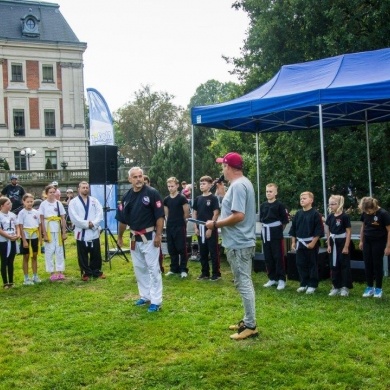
<box><xmin>20</xmin><ymin>147</ymin><xmax>36</xmax><ymax>170</ymax></box>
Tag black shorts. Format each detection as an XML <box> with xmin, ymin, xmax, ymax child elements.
<box><xmin>20</xmin><ymin>238</ymin><xmax>39</xmax><ymax>255</ymax></box>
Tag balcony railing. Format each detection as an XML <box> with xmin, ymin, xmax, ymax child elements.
<box><xmin>0</xmin><ymin>167</ymin><xmax>130</xmax><ymax>185</ymax></box>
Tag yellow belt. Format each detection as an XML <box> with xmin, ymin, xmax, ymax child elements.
<box><xmin>45</xmin><ymin>216</ymin><xmax>63</xmax><ymax>246</ymax></box>
<box><xmin>24</xmin><ymin>227</ymin><xmax>41</xmax><ymax>258</ymax></box>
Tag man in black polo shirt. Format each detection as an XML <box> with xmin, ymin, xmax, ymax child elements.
<box><xmin>116</xmin><ymin>167</ymin><xmax>165</xmax><ymax>312</ymax></box>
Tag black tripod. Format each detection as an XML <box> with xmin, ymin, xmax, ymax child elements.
<box><xmin>101</xmin><ymin>183</ymin><xmax>129</xmax><ymax>268</ymax></box>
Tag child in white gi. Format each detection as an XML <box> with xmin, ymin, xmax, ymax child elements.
<box><xmin>39</xmin><ymin>185</ymin><xmax>67</xmax><ymax>281</ymax></box>
<box><xmin>0</xmin><ymin>197</ymin><xmax>20</xmax><ymax>288</ymax></box>
<box><xmin>17</xmin><ymin>193</ymin><xmax>42</xmax><ymax>284</ymax></box>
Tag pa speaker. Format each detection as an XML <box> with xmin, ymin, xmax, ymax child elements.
<box><xmin>88</xmin><ymin>145</ymin><xmax>118</xmax><ymax>184</ymax></box>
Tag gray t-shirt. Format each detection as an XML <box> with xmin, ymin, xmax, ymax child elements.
<box><xmin>220</xmin><ymin>175</ymin><xmax>256</xmax><ymax>249</ymax></box>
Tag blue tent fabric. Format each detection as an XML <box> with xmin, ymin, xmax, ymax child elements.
<box><xmin>191</xmin><ymin>48</ymin><xmax>390</xmax><ymax>132</ymax></box>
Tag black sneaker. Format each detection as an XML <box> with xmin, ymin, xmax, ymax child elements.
<box><xmin>210</xmin><ymin>275</ymin><xmax>221</xmax><ymax>281</ymax></box>
<box><xmin>197</xmin><ymin>274</ymin><xmax>209</xmax><ymax>280</ymax></box>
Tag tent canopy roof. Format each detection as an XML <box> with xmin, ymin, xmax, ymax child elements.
<box><xmin>191</xmin><ymin>48</ymin><xmax>390</xmax><ymax>133</ymax></box>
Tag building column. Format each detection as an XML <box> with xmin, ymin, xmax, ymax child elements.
<box><xmin>72</xmin><ymin>63</ymin><xmax>85</xmax><ymax>129</ymax></box>
<box><xmin>0</xmin><ymin>59</ymin><xmax>6</xmax><ymax>127</ymax></box>
<box><xmin>60</xmin><ymin>62</ymin><xmax>75</xmax><ymax>129</ymax></box>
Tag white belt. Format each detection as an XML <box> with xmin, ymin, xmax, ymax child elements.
<box><xmin>199</xmin><ymin>224</ymin><xmax>206</xmax><ymax>244</ymax></box>
<box><xmin>296</xmin><ymin>236</ymin><xmax>314</xmax><ymax>250</ymax></box>
<box><xmin>329</xmin><ymin>233</ymin><xmax>347</xmax><ymax>267</ymax></box>
<box><xmin>7</xmin><ymin>241</ymin><xmax>11</xmax><ymax>258</ymax></box>
<box><xmin>262</xmin><ymin>221</ymin><xmax>282</xmax><ymax>242</ymax></box>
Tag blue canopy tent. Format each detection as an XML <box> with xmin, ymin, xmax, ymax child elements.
<box><xmin>191</xmin><ymin>47</ymin><xmax>390</xmax><ymax>215</ymax></box>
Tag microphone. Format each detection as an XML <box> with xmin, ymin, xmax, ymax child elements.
<box><xmin>210</xmin><ymin>174</ymin><xmax>225</xmax><ymax>193</ymax></box>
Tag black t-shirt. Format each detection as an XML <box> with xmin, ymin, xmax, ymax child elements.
<box><xmin>360</xmin><ymin>208</ymin><xmax>390</xmax><ymax>239</ymax></box>
<box><xmin>192</xmin><ymin>194</ymin><xmax>220</xmax><ymax>222</ymax></box>
<box><xmin>325</xmin><ymin>213</ymin><xmax>351</xmax><ymax>235</ymax></box>
<box><xmin>116</xmin><ymin>185</ymin><xmax>164</xmax><ymax>231</ymax></box>
<box><xmin>260</xmin><ymin>200</ymin><xmax>289</xmax><ymax>240</ymax></box>
<box><xmin>289</xmin><ymin>208</ymin><xmax>324</xmax><ymax>239</ymax></box>
<box><xmin>163</xmin><ymin>193</ymin><xmax>187</xmax><ymax>228</ymax></box>
<box><xmin>1</xmin><ymin>184</ymin><xmax>25</xmax><ymax>210</ymax></box>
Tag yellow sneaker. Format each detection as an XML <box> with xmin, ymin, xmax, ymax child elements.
<box><xmin>230</xmin><ymin>325</ymin><xmax>259</xmax><ymax>340</ymax></box>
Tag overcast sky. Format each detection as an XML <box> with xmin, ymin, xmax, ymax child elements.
<box><xmin>58</xmin><ymin>0</ymin><xmax>249</xmax><ymax>112</ymax></box>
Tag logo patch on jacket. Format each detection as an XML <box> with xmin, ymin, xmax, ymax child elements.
<box><xmin>156</xmin><ymin>200</ymin><xmax>162</xmax><ymax>208</ymax></box>
<box><xmin>142</xmin><ymin>196</ymin><xmax>150</xmax><ymax>205</ymax></box>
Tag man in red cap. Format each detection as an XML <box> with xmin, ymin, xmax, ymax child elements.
<box><xmin>205</xmin><ymin>152</ymin><xmax>258</xmax><ymax>340</ymax></box>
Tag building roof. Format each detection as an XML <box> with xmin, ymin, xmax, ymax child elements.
<box><xmin>0</xmin><ymin>0</ymin><xmax>86</xmax><ymax>46</ymax></box>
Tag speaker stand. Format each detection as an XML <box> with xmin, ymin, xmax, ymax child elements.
<box><xmin>101</xmin><ymin>183</ymin><xmax>129</xmax><ymax>268</ymax></box>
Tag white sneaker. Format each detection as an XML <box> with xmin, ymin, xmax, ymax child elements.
<box><xmin>340</xmin><ymin>287</ymin><xmax>349</xmax><ymax>297</ymax></box>
<box><xmin>328</xmin><ymin>288</ymin><xmax>340</xmax><ymax>296</ymax></box>
<box><xmin>306</xmin><ymin>287</ymin><xmax>316</xmax><ymax>294</ymax></box>
<box><xmin>297</xmin><ymin>286</ymin><xmax>307</xmax><ymax>293</ymax></box>
<box><xmin>180</xmin><ymin>272</ymin><xmax>188</xmax><ymax>278</ymax></box>
<box><xmin>276</xmin><ymin>280</ymin><xmax>286</xmax><ymax>290</ymax></box>
<box><xmin>23</xmin><ymin>279</ymin><xmax>34</xmax><ymax>286</ymax></box>
<box><xmin>165</xmin><ymin>271</ymin><xmax>176</xmax><ymax>276</ymax></box>
<box><xmin>263</xmin><ymin>280</ymin><xmax>277</xmax><ymax>287</ymax></box>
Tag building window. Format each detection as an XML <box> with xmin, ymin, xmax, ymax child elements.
<box><xmin>14</xmin><ymin>151</ymin><xmax>26</xmax><ymax>170</ymax></box>
<box><xmin>42</xmin><ymin>65</ymin><xmax>54</xmax><ymax>83</ymax></box>
<box><xmin>44</xmin><ymin>110</ymin><xmax>56</xmax><ymax>136</ymax></box>
<box><xmin>13</xmin><ymin>109</ymin><xmax>25</xmax><ymax>136</ymax></box>
<box><xmin>22</xmin><ymin>15</ymin><xmax>40</xmax><ymax>37</ymax></box>
<box><xmin>45</xmin><ymin>151</ymin><xmax>57</xmax><ymax>170</ymax></box>
<box><xmin>11</xmin><ymin>63</ymin><xmax>23</xmax><ymax>82</ymax></box>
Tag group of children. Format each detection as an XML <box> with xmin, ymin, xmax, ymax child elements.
<box><xmin>2</xmin><ymin>177</ymin><xmax>390</xmax><ymax>299</ymax></box>
<box><xmin>163</xmin><ymin>176</ymin><xmax>221</xmax><ymax>281</ymax></box>
<box><xmin>261</xmin><ymin>183</ymin><xmax>390</xmax><ymax>298</ymax></box>
<box><xmin>0</xmin><ymin>184</ymin><xmax>67</xmax><ymax>288</ymax></box>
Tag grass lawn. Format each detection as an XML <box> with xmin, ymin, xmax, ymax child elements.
<box><xmin>1</xmin><ymin>235</ymin><xmax>390</xmax><ymax>389</ymax></box>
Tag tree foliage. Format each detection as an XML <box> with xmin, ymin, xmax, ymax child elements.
<box><xmin>114</xmin><ymin>85</ymin><xmax>189</xmax><ymax>167</ymax></box>
<box><xmin>231</xmin><ymin>0</ymin><xmax>390</xmax><ymax>91</ymax></box>
<box><xmin>148</xmin><ymin>137</ymin><xmax>191</xmax><ymax>196</ymax></box>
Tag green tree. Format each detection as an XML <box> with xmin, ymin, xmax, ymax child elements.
<box><xmin>1</xmin><ymin>158</ymin><xmax>10</xmax><ymax>170</ymax></box>
<box><xmin>231</xmin><ymin>0</ymin><xmax>390</xmax><ymax>91</ymax></box>
<box><xmin>45</xmin><ymin>158</ymin><xmax>53</xmax><ymax>170</ymax></box>
<box><xmin>148</xmin><ymin>137</ymin><xmax>191</xmax><ymax>196</ymax></box>
<box><xmin>114</xmin><ymin>85</ymin><xmax>187</xmax><ymax>167</ymax></box>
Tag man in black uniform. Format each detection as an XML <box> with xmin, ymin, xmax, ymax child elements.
<box><xmin>1</xmin><ymin>174</ymin><xmax>25</xmax><ymax>212</ymax></box>
<box><xmin>116</xmin><ymin>167</ymin><xmax>165</xmax><ymax>312</ymax></box>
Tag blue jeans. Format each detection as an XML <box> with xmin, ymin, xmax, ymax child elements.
<box><xmin>225</xmin><ymin>246</ymin><xmax>256</xmax><ymax>328</ymax></box>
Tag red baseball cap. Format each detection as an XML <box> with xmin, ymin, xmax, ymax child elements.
<box><xmin>216</xmin><ymin>152</ymin><xmax>243</xmax><ymax>169</ymax></box>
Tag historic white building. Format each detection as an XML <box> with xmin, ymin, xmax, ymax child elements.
<box><xmin>0</xmin><ymin>0</ymin><xmax>88</xmax><ymax>170</ymax></box>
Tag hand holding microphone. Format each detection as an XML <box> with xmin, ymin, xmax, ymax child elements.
<box><xmin>210</xmin><ymin>174</ymin><xmax>225</xmax><ymax>194</ymax></box>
